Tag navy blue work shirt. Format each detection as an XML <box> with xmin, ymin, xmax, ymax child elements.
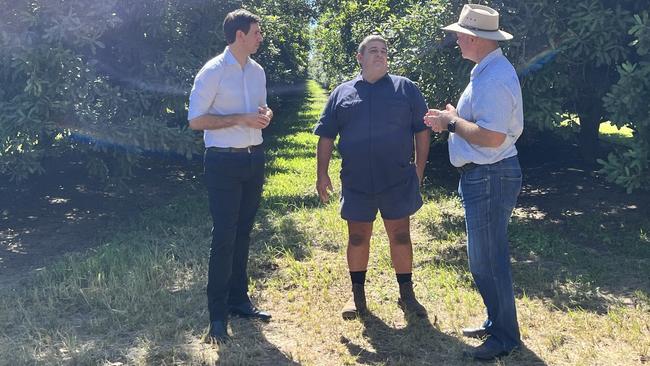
<box><xmin>314</xmin><ymin>73</ymin><xmax>428</xmax><ymax>194</ymax></box>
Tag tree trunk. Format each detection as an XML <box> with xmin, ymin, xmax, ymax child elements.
<box><xmin>578</xmin><ymin>111</ymin><xmax>601</xmax><ymax>166</ymax></box>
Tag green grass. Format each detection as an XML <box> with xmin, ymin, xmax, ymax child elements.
<box><xmin>560</xmin><ymin>114</ymin><xmax>635</xmax><ymax>145</ymax></box>
<box><xmin>600</xmin><ymin>121</ymin><xmax>635</xmax><ymax>146</ymax></box>
<box><xmin>1</xmin><ymin>80</ymin><xmax>648</xmax><ymax>365</ymax></box>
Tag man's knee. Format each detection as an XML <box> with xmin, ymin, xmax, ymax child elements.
<box><xmin>391</xmin><ymin>232</ymin><xmax>411</xmax><ymax>246</ymax></box>
<box><xmin>349</xmin><ymin>233</ymin><xmax>369</xmax><ymax>247</ymax></box>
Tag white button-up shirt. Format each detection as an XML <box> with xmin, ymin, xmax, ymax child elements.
<box><xmin>188</xmin><ymin>47</ymin><xmax>267</xmax><ymax>148</ymax></box>
<box><xmin>449</xmin><ymin>48</ymin><xmax>524</xmax><ymax>167</ymax></box>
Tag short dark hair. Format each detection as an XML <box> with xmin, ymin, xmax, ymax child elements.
<box><xmin>223</xmin><ymin>9</ymin><xmax>261</xmax><ymax>45</ymax></box>
<box><xmin>358</xmin><ymin>34</ymin><xmax>387</xmax><ymax>54</ymax></box>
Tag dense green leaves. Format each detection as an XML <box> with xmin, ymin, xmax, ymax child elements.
<box><xmin>600</xmin><ymin>11</ymin><xmax>650</xmax><ymax>192</ymax></box>
<box><xmin>2</xmin><ymin>0</ymin><xmax>648</xmax><ymax>191</ymax></box>
<box><xmin>311</xmin><ymin>0</ymin><xmax>649</xmax><ymax>191</ymax></box>
<box><xmin>0</xmin><ymin>0</ymin><xmax>310</xmax><ymax>183</ymax></box>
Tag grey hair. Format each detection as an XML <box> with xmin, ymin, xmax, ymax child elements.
<box><xmin>357</xmin><ymin>34</ymin><xmax>387</xmax><ymax>54</ymax></box>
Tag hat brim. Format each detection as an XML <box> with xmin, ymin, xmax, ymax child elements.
<box><xmin>442</xmin><ymin>23</ymin><xmax>513</xmax><ymax>41</ymax></box>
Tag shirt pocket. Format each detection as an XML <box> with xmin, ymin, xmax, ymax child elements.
<box><xmin>337</xmin><ymin>98</ymin><xmax>363</xmax><ymax>123</ymax></box>
<box><xmin>386</xmin><ymin>99</ymin><xmax>411</xmax><ymax>128</ymax></box>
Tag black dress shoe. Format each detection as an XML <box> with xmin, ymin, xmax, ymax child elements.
<box><xmin>462</xmin><ymin>326</ymin><xmax>488</xmax><ymax>339</ymax></box>
<box><xmin>229</xmin><ymin>302</ymin><xmax>272</xmax><ymax>321</ymax></box>
<box><xmin>206</xmin><ymin>320</ymin><xmax>230</xmax><ymax>344</ymax></box>
<box><xmin>464</xmin><ymin>338</ymin><xmax>514</xmax><ymax>361</ymax></box>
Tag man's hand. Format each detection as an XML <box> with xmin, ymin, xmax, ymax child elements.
<box><xmin>424</xmin><ymin>104</ymin><xmax>458</xmax><ymax>133</ymax></box>
<box><xmin>316</xmin><ymin>173</ymin><xmax>333</xmax><ymax>203</ymax></box>
<box><xmin>240</xmin><ymin>112</ymin><xmax>271</xmax><ymax>129</ymax></box>
<box><xmin>258</xmin><ymin>106</ymin><xmax>273</xmax><ymax>121</ymax></box>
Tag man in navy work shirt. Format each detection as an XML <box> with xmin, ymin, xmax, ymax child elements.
<box><xmin>425</xmin><ymin>4</ymin><xmax>524</xmax><ymax>361</ymax></box>
<box><xmin>315</xmin><ymin>34</ymin><xmax>431</xmax><ymax>320</ymax></box>
<box><xmin>188</xmin><ymin>9</ymin><xmax>273</xmax><ymax>344</ymax></box>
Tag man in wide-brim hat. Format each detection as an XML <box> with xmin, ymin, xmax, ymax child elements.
<box><xmin>424</xmin><ymin>4</ymin><xmax>524</xmax><ymax>361</ymax></box>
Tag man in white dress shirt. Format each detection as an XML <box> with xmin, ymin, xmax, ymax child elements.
<box><xmin>424</xmin><ymin>4</ymin><xmax>524</xmax><ymax>361</ymax></box>
<box><xmin>188</xmin><ymin>8</ymin><xmax>273</xmax><ymax>344</ymax></box>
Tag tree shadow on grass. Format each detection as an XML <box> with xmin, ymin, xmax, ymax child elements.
<box><xmin>265</xmin><ymin>141</ymin><xmax>317</xmax><ymax>165</ymax></box>
<box><xmin>262</xmin><ymin>193</ymin><xmax>322</xmax><ymax>213</ymax></box>
<box><xmin>343</xmin><ymin>311</ymin><xmax>546</xmax><ymax>365</ymax></box>
<box><xmin>422</xmin><ymin>138</ymin><xmax>650</xmax><ymax>315</ymax></box>
<box><xmin>420</xmin><ymin>212</ymin><xmax>649</xmax><ymax>316</ymax></box>
<box><xmin>252</xmin><ymin>209</ymin><xmax>312</xmax><ymax>263</ymax></box>
<box><xmin>508</xmin><ymin>219</ymin><xmax>650</xmax><ymax>315</ymax></box>
<box><xmin>265</xmin><ymin>81</ymin><xmax>314</xmax><ymax>142</ymax></box>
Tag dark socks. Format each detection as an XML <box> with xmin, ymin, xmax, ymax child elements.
<box><xmin>396</xmin><ymin>273</ymin><xmax>412</xmax><ymax>285</ymax></box>
<box><xmin>350</xmin><ymin>270</ymin><xmax>367</xmax><ymax>285</ymax></box>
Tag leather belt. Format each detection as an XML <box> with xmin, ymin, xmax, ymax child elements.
<box><xmin>207</xmin><ymin>145</ymin><xmax>261</xmax><ymax>153</ymax></box>
<box><xmin>456</xmin><ymin>155</ymin><xmax>518</xmax><ymax>174</ymax></box>
<box><xmin>456</xmin><ymin>162</ymin><xmax>480</xmax><ymax>174</ymax></box>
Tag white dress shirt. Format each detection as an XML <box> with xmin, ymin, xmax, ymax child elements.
<box><xmin>188</xmin><ymin>46</ymin><xmax>267</xmax><ymax>148</ymax></box>
<box><xmin>448</xmin><ymin>48</ymin><xmax>524</xmax><ymax>167</ymax></box>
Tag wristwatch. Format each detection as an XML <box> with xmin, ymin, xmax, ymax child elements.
<box><xmin>447</xmin><ymin>118</ymin><xmax>457</xmax><ymax>133</ymax></box>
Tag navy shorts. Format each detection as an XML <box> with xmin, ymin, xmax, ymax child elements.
<box><xmin>340</xmin><ymin>170</ymin><xmax>423</xmax><ymax>222</ymax></box>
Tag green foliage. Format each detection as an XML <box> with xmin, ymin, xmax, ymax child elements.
<box><xmin>0</xmin><ymin>0</ymin><xmax>310</xmax><ymax>183</ymax></box>
<box><xmin>468</xmin><ymin>0</ymin><xmax>641</xmax><ymax>156</ymax></box>
<box><xmin>311</xmin><ymin>0</ymin><xmax>395</xmax><ymax>89</ymax></box>
<box><xmin>310</xmin><ymin>0</ymin><xmax>467</xmax><ymax>148</ymax></box>
<box><xmin>597</xmin><ymin>140</ymin><xmax>648</xmax><ymax>193</ymax></box>
<box><xmin>600</xmin><ymin>11</ymin><xmax>650</xmax><ymax>192</ymax></box>
<box><xmin>311</xmin><ymin>0</ymin><xmax>647</xmax><ymax>160</ymax></box>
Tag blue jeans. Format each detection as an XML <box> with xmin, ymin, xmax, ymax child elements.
<box><xmin>458</xmin><ymin>155</ymin><xmax>522</xmax><ymax>351</ymax></box>
<box><xmin>203</xmin><ymin>147</ymin><xmax>265</xmax><ymax>322</ymax></box>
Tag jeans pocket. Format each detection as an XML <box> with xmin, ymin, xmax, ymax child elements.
<box><xmin>500</xmin><ymin>176</ymin><xmax>521</xmax><ymax>212</ymax></box>
<box><xmin>458</xmin><ymin>166</ymin><xmax>489</xmax><ymax>232</ymax></box>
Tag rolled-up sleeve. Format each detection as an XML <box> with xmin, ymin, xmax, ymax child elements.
<box><xmin>313</xmin><ymin>90</ymin><xmax>339</xmax><ymax>139</ymax></box>
<box><xmin>188</xmin><ymin>66</ymin><xmax>221</xmax><ymax>121</ymax></box>
<box><xmin>471</xmin><ymin>79</ymin><xmax>513</xmax><ymax>134</ymax></box>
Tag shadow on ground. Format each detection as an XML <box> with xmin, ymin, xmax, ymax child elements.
<box><xmin>342</xmin><ymin>312</ymin><xmax>546</xmax><ymax>365</ymax></box>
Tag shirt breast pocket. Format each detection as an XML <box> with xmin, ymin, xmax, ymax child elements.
<box><xmin>386</xmin><ymin>100</ymin><xmax>411</xmax><ymax>127</ymax></box>
<box><xmin>337</xmin><ymin>98</ymin><xmax>363</xmax><ymax>123</ymax></box>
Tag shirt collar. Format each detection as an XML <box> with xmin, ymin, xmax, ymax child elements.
<box><xmin>224</xmin><ymin>46</ymin><xmax>249</xmax><ymax>67</ymax></box>
<box><xmin>470</xmin><ymin>48</ymin><xmax>502</xmax><ymax>80</ymax></box>
<box><xmin>354</xmin><ymin>72</ymin><xmax>391</xmax><ymax>86</ymax></box>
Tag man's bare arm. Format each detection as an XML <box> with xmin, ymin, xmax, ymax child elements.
<box><xmin>316</xmin><ymin>137</ymin><xmax>335</xmax><ymax>203</ymax></box>
<box><xmin>414</xmin><ymin>129</ymin><xmax>431</xmax><ymax>183</ymax></box>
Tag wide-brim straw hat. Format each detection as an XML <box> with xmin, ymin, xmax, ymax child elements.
<box><xmin>442</xmin><ymin>4</ymin><xmax>513</xmax><ymax>41</ymax></box>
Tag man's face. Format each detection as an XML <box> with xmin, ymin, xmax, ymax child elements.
<box><xmin>456</xmin><ymin>32</ymin><xmax>476</xmax><ymax>61</ymax></box>
<box><xmin>240</xmin><ymin>22</ymin><xmax>263</xmax><ymax>54</ymax></box>
<box><xmin>357</xmin><ymin>40</ymin><xmax>388</xmax><ymax>75</ymax></box>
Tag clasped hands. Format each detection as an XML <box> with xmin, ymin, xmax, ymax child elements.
<box><xmin>423</xmin><ymin>104</ymin><xmax>458</xmax><ymax>133</ymax></box>
<box><xmin>241</xmin><ymin>106</ymin><xmax>273</xmax><ymax>129</ymax></box>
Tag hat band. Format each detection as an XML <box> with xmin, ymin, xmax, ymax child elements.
<box><xmin>458</xmin><ymin>22</ymin><xmax>498</xmax><ymax>32</ymax></box>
